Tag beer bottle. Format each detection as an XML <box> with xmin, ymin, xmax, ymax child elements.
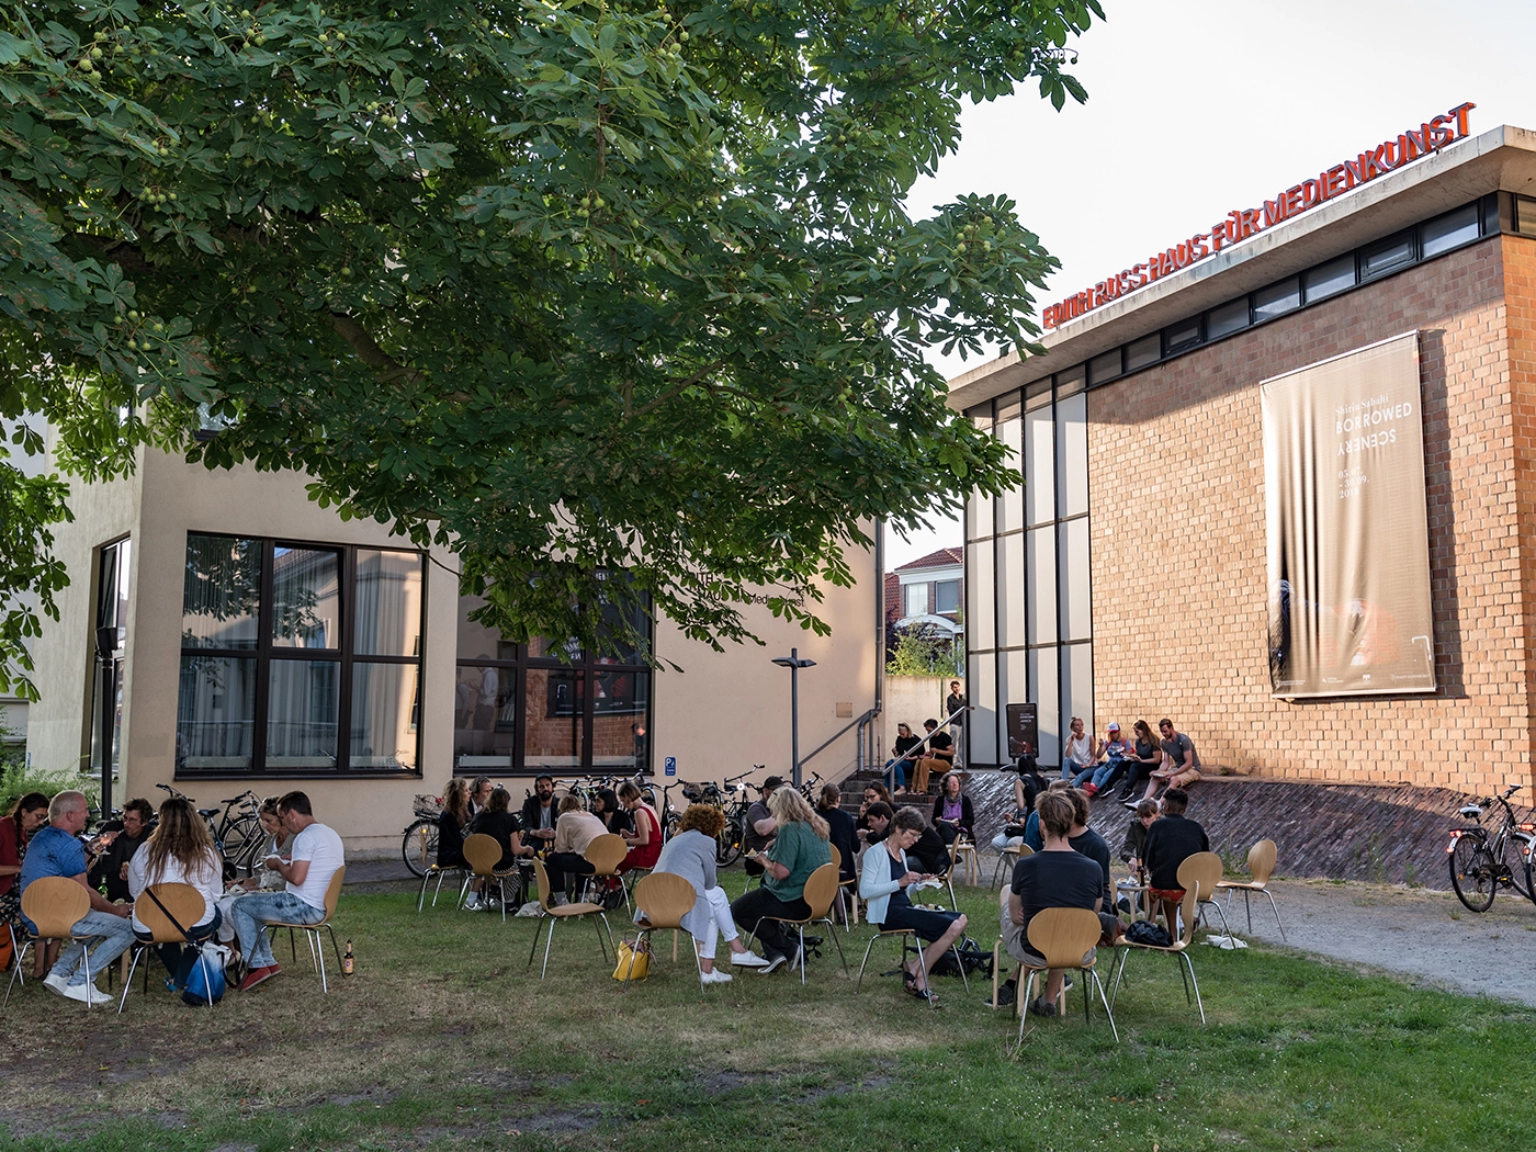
<box><xmin>342</xmin><ymin>939</ymin><xmax>354</xmax><ymax>976</ymax></box>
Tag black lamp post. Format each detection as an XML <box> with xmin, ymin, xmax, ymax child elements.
<box><xmin>771</xmin><ymin>648</ymin><xmax>817</xmax><ymax>786</ymax></box>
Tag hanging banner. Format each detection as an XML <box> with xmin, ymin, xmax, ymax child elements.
<box><xmin>1263</xmin><ymin>332</ymin><xmax>1436</xmax><ymax>697</ymax></box>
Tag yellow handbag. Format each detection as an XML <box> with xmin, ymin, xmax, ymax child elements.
<box><xmin>612</xmin><ymin>937</ymin><xmax>652</xmax><ymax>981</ymax></box>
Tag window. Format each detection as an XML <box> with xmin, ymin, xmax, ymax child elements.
<box><xmin>1424</xmin><ymin>204</ymin><xmax>1484</xmax><ymax>253</ymax></box>
<box><xmin>1253</xmin><ymin>277</ymin><xmax>1301</xmax><ymax>322</ymax></box>
<box><xmin>1124</xmin><ymin>333</ymin><xmax>1161</xmax><ymax>371</ymax></box>
<box><xmin>905</xmin><ymin>583</ymin><xmax>928</xmax><ymax>618</ymax></box>
<box><xmin>1087</xmin><ymin>349</ymin><xmax>1121</xmax><ymax>386</ymax></box>
<box><xmin>934</xmin><ymin>579</ymin><xmax>960</xmax><ymax>616</ymax></box>
<box><xmin>88</xmin><ymin>538</ymin><xmax>131</xmax><ymax>784</ymax></box>
<box><xmin>1360</xmin><ymin>230</ymin><xmax>1415</xmax><ymax>279</ymax></box>
<box><xmin>455</xmin><ymin>582</ymin><xmax>653</xmax><ymax>775</ymax></box>
<box><xmin>1206</xmin><ymin>298</ymin><xmax>1250</xmax><ymax>340</ymax></box>
<box><xmin>1163</xmin><ymin>317</ymin><xmax>1201</xmax><ymax>355</ymax></box>
<box><xmin>1303</xmin><ymin>255</ymin><xmax>1356</xmax><ymax>303</ymax></box>
<box><xmin>177</xmin><ymin>534</ymin><xmax>424</xmax><ymax>776</ymax></box>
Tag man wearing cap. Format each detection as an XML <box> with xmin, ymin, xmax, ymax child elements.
<box><xmin>742</xmin><ymin>776</ymin><xmax>782</xmax><ymax>878</ymax></box>
<box><xmin>1083</xmin><ymin>722</ymin><xmax>1129</xmax><ymax>798</ymax></box>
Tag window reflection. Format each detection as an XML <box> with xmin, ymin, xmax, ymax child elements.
<box><xmin>271</xmin><ymin>546</ymin><xmax>340</xmax><ymax>649</ymax></box>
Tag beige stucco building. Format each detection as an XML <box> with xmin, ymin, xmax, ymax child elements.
<box><xmin>25</xmin><ymin>444</ymin><xmax>879</xmax><ymax>854</ymax></box>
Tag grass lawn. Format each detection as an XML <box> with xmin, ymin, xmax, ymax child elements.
<box><xmin>3</xmin><ymin>870</ymin><xmax>1532</xmax><ymax>1151</ymax></box>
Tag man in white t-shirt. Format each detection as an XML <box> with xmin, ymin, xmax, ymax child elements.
<box><xmin>230</xmin><ymin>790</ymin><xmax>345</xmax><ymax>992</ymax></box>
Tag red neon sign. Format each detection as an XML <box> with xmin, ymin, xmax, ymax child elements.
<box><xmin>1041</xmin><ymin>102</ymin><xmax>1476</xmax><ymax>330</ymax></box>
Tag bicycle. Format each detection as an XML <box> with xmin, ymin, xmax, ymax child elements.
<box><xmin>1447</xmin><ymin>783</ymin><xmax>1535</xmax><ymax>912</ymax></box>
<box><xmin>156</xmin><ymin>783</ymin><xmax>264</xmax><ymax>879</ymax></box>
<box><xmin>402</xmin><ymin>793</ymin><xmax>442</xmax><ymax>879</ymax></box>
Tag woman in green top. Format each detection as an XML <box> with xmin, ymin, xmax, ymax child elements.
<box><xmin>729</xmin><ymin>787</ymin><xmax>832</xmax><ymax>974</ymax></box>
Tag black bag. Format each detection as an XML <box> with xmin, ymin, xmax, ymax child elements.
<box><xmin>929</xmin><ymin>935</ymin><xmax>993</xmax><ymax>977</ymax></box>
<box><xmin>1124</xmin><ymin>920</ymin><xmax>1172</xmax><ymax>947</ymax></box>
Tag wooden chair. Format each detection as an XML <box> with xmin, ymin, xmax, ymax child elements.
<box><xmin>742</xmin><ymin>863</ymin><xmax>849</xmax><ymax>985</ymax></box>
<box><xmin>580</xmin><ymin>833</ymin><xmax>631</xmax><ymax>912</ymax></box>
<box><xmin>1216</xmin><ymin>839</ymin><xmax>1286</xmax><ymax>940</ymax></box>
<box><xmin>458</xmin><ymin>833</ymin><xmax>520</xmax><ymax>922</ymax></box>
<box><xmin>1110</xmin><ymin>884</ymin><xmax>1206</xmax><ymax>1024</ymax></box>
<box><xmin>415</xmin><ymin>835</ymin><xmax>469</xmax><ymax>914</ymax></box>
<box><xmin>829</xmin><ymin>845</ymin><xmax>858</xmax><ymax>928</ymax></box>
<box><xmin>526</xmin><ymin>859</ymin><xmax>614</xmax><ymax>980</ymax></box>
<box><xmin>5</xmin><ymin>878</ymin><xmax>93</xmax><ymax>1008</ymax></box>
<box><xmin>1015</xmin><ymin>906</ymin><xmax>1118</xmax><ymax>1044</ymax></box>
<box><xmin>1176</xmin><ymin>852</ymin><xmax>1231</xmax><ymax>938</ymax></box>
<box><xmin>628</xmin><ymin>873</ymin><xmax>704</xmax><ymax>986</ymax></box>
<box><xmin>990</xmin><ymin>883</ymin><xmax>1014</xmax><ymax>1013</ymax></box>
<box><xmin>951</xmin><ymin>835</ymin><xmax>979</xmax><ymax>887</ymax></box>
<box><xmin>118</xmin><ymin>883</ymin><xmax>214</xmax><ymax>1014</ymax></box>
<box><xmin>266</xmin><ymin>867</ymin><xmax>346</xmax><ymax>993</ymax></box>
<box><xmin>990</xmin><ymin>841</ymin><xmax>1032</xmax><ymax>889</ymax></box>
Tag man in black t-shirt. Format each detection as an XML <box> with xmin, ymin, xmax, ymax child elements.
<box><xmin>1142</xmin><ymin>788</ymin><xmax>1210</xmax><ymax>928</ymax></box>
<box><xmin>996</xmin><ymin>792</ymin><xmax>1105</xmax><ymax>1017</ymax></box>
<box><xmin>742</xmin><ymin>776</ymin><xmax>782</xmax><ymax>878</ymax></box>
<box><xmin>1066</xmin><ymin>789</ymin><xmax>1114</xmax><ymax>912</ymax></box>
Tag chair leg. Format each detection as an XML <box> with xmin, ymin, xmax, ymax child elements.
<box><xmin>1202</xmin><ymin>898</ymin><xmax>1232</xmax><ymax>939</ymax></box>
<box><xmin>914</xmin><ymin>932</ymin><xmax>935</xmax><ymax>1010</ymax></box>
<box><xmin>526</xmin><ymin>917</ymin><xmax>547</xmax><ymax>970</ymax></box>
<box><xmin>313</xmin><ymin>931</ymin><xmax>328</xmax><ymax>994</ymax></box>
<box><xmin>1110</xmin><ymin>947</ymin><xmax>1131</xmax><ymax>1011</ymax></box>
<box><xmin>819</xmin><ymin>918</ymin><xmax>850</xmax><ymax>979</ymax></box>
<box><xmin>1091</xmin><ymin>969</ymin><xmax>1120</xmax><ymax>1042</ymax></box>
<box><xmin>431</xmin><ymin>869</ymin><xmax>450</xmax><ymax>908</ymax></box>
<box><xmin>1177</xmin><ymin>950</ymin><xmax>1192</xmax><ymax>1004</ymax></box>
<box><xmin>855</xmin><ymin>935</ymin><xmax>882</xmax><ymax>993</ymax></box>
<box><xmin>117</xmin><ymin>946</ymin><xmax>146</xmax><ymax>1015</ymax></box>
<box><xmin>596</xmin><ymin>913</ymin><xmax>614</xmax><ymax>963</ymax></box>
<box><xmin>1264</xmin><ymin>890</ymin><xmax>1286</xmax><ymax>941</ymax></box>
<box><xmin>621</xmin><ymin>928</ymin><xmax>648</xmax><ymax>991</ymax></box>
<box><xmin>417</xmin><ymin>869</ymin><xmax>432</xmax><ymax>913</ymax></box>
<box><xmin>325</xmin><ymin>924</ymin><xmax>342</xmax><ymax>972</ymax></box>
<box><xmin>3</xmin><ymin>942</ymin><xmax>28</xmax><ymax>1007</ymax></box>
<box><xmin>540</xmin><ymin>919</ymin><xmax>558</xmax><ymax>980</ymax></box>
<box><xmin>289</xmin><ymin>928</ymin><xmax>298</xmax><ymax>963</ymax></box>
<box><xmin>1181</xmin><ymin>952</ymin><xmax>1206</xmax><ymax>1024</ymax></box>
<box><xmin>948</xmin><ymin>940</ymin><xmax>970</xmax><ymax>993</ymax></box>
<box><xmin>797</xmin><ymin>926</ymin><xmax>807</xmax><ymax>985</ymax></box>
<box><xmin>1017</xmin><ymin>968</ymin><xmax>1039</xmax><ymax>1043</ymax></box>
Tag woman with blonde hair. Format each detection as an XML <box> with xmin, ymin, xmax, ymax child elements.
<box><xmin>127</xmin><ymin>796</ymin><xmax>226</xmax><ymax>991</ymax></box>
<box><xmin>641</xmin><ymin>805</ymin><xmax>769</xmax><ymax>984</ymax></box>
<box><xmin>729</xmin><ymin>786</ymin><xmax>831</xmax><ymax>973</ymax></box>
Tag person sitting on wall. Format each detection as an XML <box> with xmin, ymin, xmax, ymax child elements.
<box><xmin>231</xmin><ymin>790</ymin><xmax>346</xmax><ymax>991</ymax></box>
<box><xmin>742</xmin><ymin>776</ymin><xmax>782</xmax><ymax>879</ymax></box>
<box><xmin>1137</xmin><ymin>718</ymin><xmax>1203</xmax><ymax>803</ymax></box>
<box><xmin>520</xmin><ymin>775</ymin><xmax>559</xmax><ymax>851</ymax></box>
<box><xmin>544</xmin><ymin>794</ymin><xmax>608</xmax><ymax>906</ymax></box>
<box><xmin>1116</xmin><ymin>721</ymin><xmax>1162</xmax><ymax>806</ymax></box>
<box><xmin>910</xmin><ymin>719</ymin><xmax>953</xmax><ymax>796</ymax></box>
<box><xmin>994</xmin><ymin>790</ymin><xmax>1110</xmax><ymax>1016</ymax></box>
<box><xmin>930</xmin><ymin>772</ymin><xmax>975</xmax><ymax>848</ymax></box>
<box><xmin>1061</xmin><ymin>716</ymin><xmax>1102</xmax><ymax>782</ymax></box>
<box><xmin>860</xmin><ymin>806</ymin><xmax>968</xmax><ymax>1005</ymax></box>
<box><xmin>87</xmin><ymin>797</ymin><xmax>153</xmax><ymax>904</ymax></box>
<box><xmin>463</xmin><ymin>786</ymin><xmax>533</xmax><ymax>911</ymax></box>
<box><xmin>1141</xmin><ymin>788</ymin><xmax>1209</xmax><ymax>930</ymax></box>
<box><xmin>885</xmin><ymin>724</ymin><xmax>922</xmax><ymax>794</ymax></box>
<box><xmin>17</xmin><ymin>791</ymin><xmax>137</xmax><ymax>1006</ymax></box>
<box><xmin>1081</xmin><ymin>722</ymin><xmax>1129</xmax><ymax>797</ymax></box>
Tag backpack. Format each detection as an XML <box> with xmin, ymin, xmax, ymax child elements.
<box><xmin>929</xmin><ymin>935</ymin><xmax>993</xmax><ymax>977</ymax></box>
<box><xmin>1124</xmin><ymin>920</ymin><xmax>1172</xmax><ymax>947</ymax></box>
<box><xmin>182</xmin><ymin>943</ymin><xmax>229</xmax><ymax>1005</ymax></box>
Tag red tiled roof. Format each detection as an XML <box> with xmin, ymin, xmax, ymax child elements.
<box><xmin>893</xmin><ymin>547</ymin><xmax>963</xmax><ymax>572</ymax></box>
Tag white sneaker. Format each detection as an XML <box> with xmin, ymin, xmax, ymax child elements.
<box><xmin>550</xmin><ymin>894</ymin><xmax>570</xmax><ymax>908</ymax></box>
<box><xmin>61</xmin><ymin>981</ymin><xmax>113</xmax><ymax>1007</ymax></box>
<box><xmin>700</xmin><ymin>968</ymin><xmax>733</xmax><ymax>985</ymax></box>
<box><xmin>461</xmin><ymin>897</ymin><xmax>481</xmax><ymax>911</ymax></box>
<box><xmin>43</xmin><ymin>973</ymin><xmax>69</xmax><ymax>997</ymax></box>
<box><xmin>730</xmin><ymin>952</ymin><xmax>771</xmax><ymax>968</ymax></box>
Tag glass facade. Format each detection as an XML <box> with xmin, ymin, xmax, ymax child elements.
<box><xmin>176</xmin><ymin>533</ymin><xmax>424</xmax><ymax>775</ymax></box>
<box><xmin>454</xmin><ymin>584</ymin><xmax>653</xmax><ymax>775</ymax></box>
<box><xmin>964</xmin><ymin>381</ymin><xmax>1093</xmax><ymax>770</ymax></box>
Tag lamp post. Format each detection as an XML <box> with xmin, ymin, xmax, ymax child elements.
<box><xmin>771</xmin><ymin>648</ymin><xmax>817</xmax><ymax>786</ymax></box>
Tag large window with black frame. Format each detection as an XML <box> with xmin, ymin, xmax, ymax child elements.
<box><xmin>965</xmin><ymin>366</ymin><xmax>1094</xmax><ymax>772</ymax></box>
<box><xmin>454</xmin><ymin>583</ymin><xmax>652</xmax><ymax>776</ymax></box>
<box><xmin>176</xmin><ymin>533</ymin><xmax>425</xmax><ymax>776</ymax></box>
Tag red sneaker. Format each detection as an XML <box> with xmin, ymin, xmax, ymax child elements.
<box><xmin>1083</xmin><ymin>783</ymin><xmax>1098</xmax><ymax>797</ymax></box>
<box><xmin>238</xmin><ymin>964</ymin><xmax>281</xmax><ymax>992</ymax></box>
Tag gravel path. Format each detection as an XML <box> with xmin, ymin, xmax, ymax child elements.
<box><xmin>1195</xmin><ymin>877</ymin><xmax>1536</xmax><ymax>1007</ymax></box>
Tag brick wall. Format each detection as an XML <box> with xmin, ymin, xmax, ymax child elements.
<box><xmin>1088</xmin><ymin>235</ymin><xmax>1536</xmax><ymax>798</ymax></box>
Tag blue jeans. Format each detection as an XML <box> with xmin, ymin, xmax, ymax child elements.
<box><xmin>884</xmin><ymin>759</ymin><xmax>908</xmax><ymax>791</ymax></box>
<box><xmin>135</xmin><ymin>908</ymin><xmax>222</xmax><ymax>988</ymax></box>
<box><xmin>229</xmin><ymin>892</ymin><xmax>324</xmax><ymax>970</ymax></box>
<box><xmin>51</xmin><ymin>910</ymin><xmax>137</xmax><ymax>986</ymax></box>
<box><xmin>1091</xmin><ymin>760</ymin><xmax>1125</xmax><ymax>790</ymax></box>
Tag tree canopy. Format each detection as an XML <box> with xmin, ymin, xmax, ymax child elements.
<box><xmin>0</xmin><ymin>0</ymin><xmax>1102</xmax><ymax>695</ymax></box>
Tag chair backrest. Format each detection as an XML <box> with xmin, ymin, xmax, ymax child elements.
<box><xmin>531</xmin><ymin>857</ymin><xmax>554</xmax><ymax>909</ymax></box>
<box><xmin>1247</xmin><ymin>839</ymin><xmax>1277</xmax><ymax>884</ymax></box>
<box><xmin>1024</xmin><ymin>906</ymin><xmax>1102</xmax><ymax>968</ymax></box>
<box><xmin>800</xmin><ymin>862</ymin><xmax>840</xmax><ymax>919</ymax></box>
<box><xmin>1177</xmin><ymin>851</ymin><xmax>1224</xmax><ymax>905</ymax></box>
<box><xmin>632</xmin><ymin>872</ymin><xmax>696</xmax><ymax>930</ymax></box>
<box><xmin>829</xmin><ymin>843</ymin><xmax>841</xmax><ymax>869</ymax></box>
<box><xmin>321</xmin><ymin>865</ymin><xmax>346</xmax><ymax>920</ymax></box>
<box><xmin>1015</xmin><ymin>843</ymin><xmax>1034</xmax><ymax>858</ymax></box>
<box><xmin>20</xmin><ymin>876</ymin><xmax>91</xmax><ymax>939</ymax></box>
<box><xmin>462</xmin><ymin>833</ymin><xmax>502</xmax><ymax>877</ymax></box>
<box><xmin>135</xmin><ymin>882</ymin><xmax>208</xmax><ymax>945</ymax></box>
<box><xmin>584</xmin><ymin>833</ymin><xmax>628</xmax><ymax>874</ymax></box>
<box><xmin>998</xmin><ymin>883</ymin><xmax>1011</xmax><ymax>912</ymax></box>
<box><xmin>1174</xmin><ymin>886</ymin><xmax>1200</xmax><ymax>947</ymax></box>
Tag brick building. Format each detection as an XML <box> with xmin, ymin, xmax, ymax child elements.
<box><xmin>948</xmin><ymin>119</ymin><xmax>1536</xmax><ymax>801</ymax></box>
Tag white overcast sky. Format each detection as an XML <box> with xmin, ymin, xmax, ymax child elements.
<box><xmin>884</xmin><ymin>0</ymin><xmax>1536</xmax><ymax>568</ymax></box>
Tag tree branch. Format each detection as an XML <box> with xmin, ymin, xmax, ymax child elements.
<box><xmin>329</xmin><ymin>312</ymin><xmax>421</xmax><ymax>383</ymax></box>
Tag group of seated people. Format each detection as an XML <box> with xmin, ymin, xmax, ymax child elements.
<box><xmin>1004</xmin><ymin>716</ymin><xmax>1203</xmax><ymax>823</ymax></box>
<box><xmin>884</xmin><ymin>718</ymin><xmax>957</xmax><ymax>795</ymax></box>
<box><xmin>995</xmin><ymin>783</ymin><xmax>1208</xmax><ymax>1016</ymax></box>
<box><xmin>433</xmin><ymin>774</ymin><xmax>662</xmax><ymax>910</ymax></box>
<box><xmin>0</xmin><ymin>787</ymin><xmax>345</xmax><ymax>1004</ymax></box>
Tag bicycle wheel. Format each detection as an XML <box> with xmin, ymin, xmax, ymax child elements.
<box><xmin>402</xmin><ymin>818</ymin><xmax>439</xmax><ymax>878</ymax></box>
<box><xmin>1449</xmin><ymin>833</ymin><xmax>1497</xmax><ymax>912</ymax></box>
<box><xmin>716</xmin><ymin>818</ymin><xmax>743</xmax><ymax>867</ymax></box>
<box><xmin>222</xmin><ymin>815</ymin><xmax>263</xmax><ymax>878</ymax></box>
<box><xmin>1502</xmin><ymin>832</ymin><xmax>1533</xmax><ymax>900</ymax></box>
<box><xmin>1518</xmin><ymin>834</ymin><xmax>1536</xmax><ymax>905</ymax></box>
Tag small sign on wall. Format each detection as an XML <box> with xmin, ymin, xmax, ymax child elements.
<box><xmin>664</xmin><ymin>756</ymin><xmax>677</xmax><ymax>777</ymax></box>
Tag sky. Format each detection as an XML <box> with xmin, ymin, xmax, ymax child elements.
<box><xmin>884</xmin><ymin>0</ymin><xmax>1536</xmax><ymax>569</ymax></box>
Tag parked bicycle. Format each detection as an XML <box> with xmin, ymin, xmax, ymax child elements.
<box><xmin>1447</xmin><ymin>783</ymin><xmax>1535</xmax><ymax>911</ymax></box>
<box><xmin>156</xmin><ymin>783</ymin><xmax>264</xmax><ymax>879</ymax></box>
<box><xmin>402</xmin><ymin>793</ymin><xmax>443</xmax><ymax>879</ymax></box>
